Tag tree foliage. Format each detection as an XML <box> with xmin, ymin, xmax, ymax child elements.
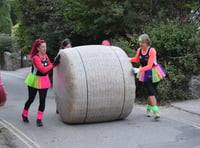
<box><xmin>13</xmin><ymin>0</ymin><xmax>199</xmax><ymax>53</ymax></box>
<box><xmin>0</xmin><ymin>0</ymin><xmax>13</xmax><ymax>34</ymax></box>
<box><xmin>64</xmin><ymin>0</ymin><xmax>125</xmax><ymax>45</ymax></box>
<box><xmin>145</xmin><ymin>21</ymin><xmax>198</xmax><ymax>58</ymax></box>
<box><xmin>14</xmin><ymin>0</ymin><xmax>68</xmax><ymax>58</ymax></box>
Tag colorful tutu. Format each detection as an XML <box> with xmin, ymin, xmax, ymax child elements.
<box><xmin>25</xmin><ymin>73</ymin><xmax>51</xmax><ymax>89</ymax></box>
<box><xmin>136</xmin><ymin>64</ymin><xmax>166</xmax><ymax>83</ymax></box>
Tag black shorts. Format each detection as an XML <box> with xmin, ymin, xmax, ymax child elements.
<box><xmin>144</xmin><ymin>81</ymin><xmax>158</xmax><ymax>96</ymax></box>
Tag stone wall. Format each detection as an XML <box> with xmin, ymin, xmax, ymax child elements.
<box><xmin>3</xmin><ymin>52</ymin><xmax>32</xmax><ymax>71</ymax></box>
<box><xmin>189</xmin><ymin>75</ymin><xmax>200</xmax><ymax>99</ymax></box>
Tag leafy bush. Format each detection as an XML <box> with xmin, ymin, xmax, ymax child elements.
<box><xmin>112</xmin><ymin>36</ymin><xmax>136</xmax><ymax>57</ymax></box>
<box><xmin>145</xmin><ymin>21</ymin><xmax>198</xmax><ymax>58</ymax></box>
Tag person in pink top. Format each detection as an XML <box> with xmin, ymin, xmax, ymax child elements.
<box><xmin>0</xmin><ymin>72</ymin><xmax>7</xmax><ymax>106</ymax></box>
<box><xmin>130</xmin><ymin>34</ymin><xmax>166</xmax><ymax>120</ymax></box>
<box><xmin>102</xmin><ymin>40</ymin><xmax>111</xmax><ymax>46</ymax></box>
<box><xmin>22</xmin><ymin>39</ymin><xmax>60</xmax><ymax>127</ymax></box>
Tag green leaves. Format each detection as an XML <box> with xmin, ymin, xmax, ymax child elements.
<box><xmin>64</xmin><ymin>0</ymin><xmax>125</xmax><ymax>43</ymax></box>
<box><xmin>145</xmin><ymin>21</ymin><xmax>198</xmax><ymax>58</ymax></box>
<box><xmin>0</xmin><ymin>0</ymin><xmax>13</xmax><ymax>34</ymax></box>
<box><xmin>14</xmin><ymin>0</ymin><xmax>68</xmax><ymax>57</ymax></box>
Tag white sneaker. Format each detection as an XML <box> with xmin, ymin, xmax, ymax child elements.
<box><xmin>154</xmin><ymin>112</ymin><xmax>160</xmax><ymax>120</ymax></box>
<box><xmin>146</xmin><ymin>110</ymin><xmax>152</xmax><ymax>117</ymax></box>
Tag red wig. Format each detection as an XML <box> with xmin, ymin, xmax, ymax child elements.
<box><xmin>29</xmin><ymin>39</ymin><xmax>46</xmax><ymax>59</ymax></box>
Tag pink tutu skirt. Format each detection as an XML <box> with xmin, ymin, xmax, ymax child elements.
<box><xmin>25</xmin><ymin>73</ymin><xmax>51</xmax><ymax>89</ymax></box>
<box><xmin>136</xmin><ymin>64</ymin><xmax>166</xmax><ymax>83</ymax></box>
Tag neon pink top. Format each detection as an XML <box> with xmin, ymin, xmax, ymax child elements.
<box><xmin>32</xmin><ymin>53</ymin><xmax>54</xmax><ymax>74</ymax></box>
<box><xmin>131</xmin><ymin>47</ymin><xmax>156</xmax><ymax>72</ymax></box>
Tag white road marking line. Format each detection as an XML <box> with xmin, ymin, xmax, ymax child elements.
<box><xmin>0</xmin><ymin>118</ymin><xmax>40</xmax><ymax>148</ymax></box>
<box><xmin>1</xmin><ymin>71</ymin><xmax>27</xmax><ymax>79</ymax></box>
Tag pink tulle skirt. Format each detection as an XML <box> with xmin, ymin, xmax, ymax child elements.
<box><xmin>25</xmin><ymin>73</ymin><xmax>51</xmax><ymax>89</ymax></box>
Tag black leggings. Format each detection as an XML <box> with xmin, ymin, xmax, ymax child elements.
<box><xmin>144</xmin><ymin>81</ymin><xmax>158</xmax><ymax>96</ymax></box>
<box><xmin>24</xmin><ymin>86</ymin><xmax>48</xmax><ymax>112</ymax></box>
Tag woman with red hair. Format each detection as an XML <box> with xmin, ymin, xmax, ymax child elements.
<box><xmin>22</xmin><ymin>39</ymin><xmax>60</xmax><ymax>127</ymax></box>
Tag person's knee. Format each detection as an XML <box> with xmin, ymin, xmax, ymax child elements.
<box><xmin>27</xmin><ymin>97</ymin><xmax>35</xmax><ymax>104</ymax></box>
<box><xmin>148</xmin><ymin>90</ymin><xmax>156</xmax><ymax>96</ymax></box>
<box><xmin>145</xmin><ymin>82</ymin><xmax>156</xmax><ymax>96</ymax></box>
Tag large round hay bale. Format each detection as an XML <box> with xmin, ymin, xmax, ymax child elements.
<box><xmin>53</xmin><ymin>45</ymin><xmax>135</xmax><ymax>124</ymax></box>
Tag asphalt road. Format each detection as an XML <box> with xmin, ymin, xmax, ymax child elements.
<box><xmin>0</xmin><ymin>69</ymin><xmax>200</xmax><ymax>148</ymax></box>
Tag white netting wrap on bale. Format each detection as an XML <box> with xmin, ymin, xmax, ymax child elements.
<box><xmin>53</xmin><ymin>45</ymin><xmax>135</xmax><ymax>124</ymax></box>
